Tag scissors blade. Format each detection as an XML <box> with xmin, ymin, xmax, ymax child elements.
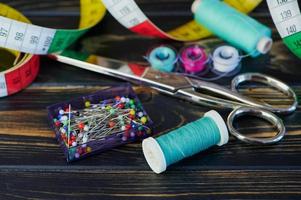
<box><xmin>53</xmin><ymin>51</ymin><xmax>272</xmax><ymax>112</ymax></box>
<box><xmin>183</xmin><ymin>77</ymin><xmax>273</xmax><ymax>110</ymax></box>
<box><xmin>175</xmin><ymin>87</ymin><xmax>248</xmax><ymax>109</ymax></box>
<box><xmin>53</xmin><ymin>52</ymin><xmax>192</xmax><ymax>93</ymax></box>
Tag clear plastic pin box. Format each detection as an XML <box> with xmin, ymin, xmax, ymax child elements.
<box><xmin>47</xmin><ymin>84</ymin><xmax>153</xmax><ymax>162</ymax></box>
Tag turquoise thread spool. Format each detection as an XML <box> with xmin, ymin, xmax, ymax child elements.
<box><xmin>142</xmin><ymin>110</ymin><xmax>229</xmax><ymax>174</ymax></box>
<box><xmin>192</xmin><ymin>0</ymin><xmax>272</xmax><ymax>57</ymax></box>
<box><xmin>147</xmin><ymin>45</ymin><xmax>177</xmax><ymax>72</ymax></box>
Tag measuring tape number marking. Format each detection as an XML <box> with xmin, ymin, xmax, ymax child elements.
<box><xmin>0</xmin><ymin>0</ymin><xmax>106</xmax><ymax>54</ymax></box>
<box><xmin>267</xmin><ymin>0</ymin><xmax>301</xmax><ymax>58</ymax></box>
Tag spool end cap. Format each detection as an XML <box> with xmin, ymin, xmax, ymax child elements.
<box><xmin>204</xmin><ymin>110</ymin><xmax>229</xmax><ymax>146</ymax></box>
<box><xmin>257</xmin><ymin>37</ymin><xmax>273</xmax><ymax>54</ymax></box>
<box><xmin>142</xmin><ymin>137</ymin><xmax>166</xmax><ymax>174</ymax></box>
<box><xmin>191</xmin><ymin>0</ymin><xmax>201</xmax><ymax>13</ymax></box>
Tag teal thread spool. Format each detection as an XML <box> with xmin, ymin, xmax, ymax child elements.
<box><xmin>147</xmin><ymin>45</ymin><xmax>177</xmax><ymax>72</ymax></box>
<box><xmin>192</xmin><ymin>0</ymin><xmax>272</xmax><ymax>57</ymax></box>
<box><xmin>142</xmin><ymin>110</ymin><xmax>229</xmax><ymax>174</ymax></box>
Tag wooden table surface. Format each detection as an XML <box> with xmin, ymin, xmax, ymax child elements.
<box><xmin>1</xmin><ymin>1</ymin><xmax>301</xmax><ymax>199</ymax></box>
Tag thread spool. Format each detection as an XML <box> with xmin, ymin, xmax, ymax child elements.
<box><xmin>142</xmin><ymin>110</ymin><xmax>229</xmax><ymax>174</ymax></box>
<box><xmin>147</xmin><ymin>45</ymin><xmax>177</xmax><ymax>72</ymax></box>
<box><xmin>211</xmin><ymin>45</ymin><xmax>241</xmax><ymax>73</ymax></box>
<box><xmin>192</xmin><ymin>0</ymin><xmax>273</xmax><ymax>57</ymax></box>
<box><xmin>179</xmin><ymin>44</ymin><xmax>208</xmax><ymax>73</ymax></box>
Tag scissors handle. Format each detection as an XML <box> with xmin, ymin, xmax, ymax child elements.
<box><xmin>231</xmin><ymin>73</ymin><xmax>298</xmax><ymax>114</ymax></box>
<box><xmin>227</xmin><ymin>106</ymin><xmax>286</xmax><ymax>144</ymax></box>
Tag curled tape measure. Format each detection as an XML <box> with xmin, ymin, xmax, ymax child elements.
<box><xmin>267</xmin><ymin>0</ymin><xmax>301</xmax><ymax>58</ymax></box>
<box><xmin>0</xmin><ymin>51</ymin><xmax>39</xmax><ymax>97</ymax></box>
<box><xmin>102</xmin><ymin>0</ymin><xmax>262</xmax><ymax>41</ymax></box>
<box><xmin>0</xmin><ymin>0</ymin><xmax>105</xmax><ymax>54</ymax></box>
<box><xmin>0</xmin><ymin>0</ymin><xmax>105</xmax><ymax>97</ymax></box>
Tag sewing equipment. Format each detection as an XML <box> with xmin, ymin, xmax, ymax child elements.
<box><xmin>1</xmin><ymin>0</ymin><xmax>301</xmax><ymax>197</ymax></box>
<box><xmin>147</xmin><ymin>44</ymin><xmax>244</xmax><ymax>80</ymax></box>
<box><xmin>0</xmin><ymin>0</ymin><xmax>272</xmax><ymax>97</ymax></box>
<box><xmin>53</xmin><ymin>52</ymin><xmax>298</xmax><ymax>145</ymax></box>
<box><xmin>1</xmin><ymin>0</ymin><xmax>298</xmax><ymax>168</ymax></box>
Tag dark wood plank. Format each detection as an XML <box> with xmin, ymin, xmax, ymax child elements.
<box><xmin>1</xmin><ymin>170</ymin><xmax>301</xmax><ymax>200</ymax></box>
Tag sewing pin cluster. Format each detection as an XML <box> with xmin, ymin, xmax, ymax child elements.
<box><xmin>50</xmin><ymin>89</ymin><xmax>152</xmax><ymax>161</ymax></box>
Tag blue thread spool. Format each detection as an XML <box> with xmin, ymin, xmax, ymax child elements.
<box><xmin>192</xmin><ymin>0</ymin><xmax>272</xmax><ymax>57</ymax></box>
<box><xmin>142</xmin><ymin>110</ymin><xmax>229</xmax><ymax>174</ymax></box>
<box><xmin>147</xmin><ymin>45</ymin><xmax>177</xmax><ymax>72</ymax></box>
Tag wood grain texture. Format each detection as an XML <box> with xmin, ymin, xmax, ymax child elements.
<box><xmin>1</xmin><ymin>170</ymin><xmax>301</xmax><ymax>200</ymax></box>
<box><xmin>0</xmin><ymin>1</ymin><xmax>301</xmax><ymax>199</ymax></box>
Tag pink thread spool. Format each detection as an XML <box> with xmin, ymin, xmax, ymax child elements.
<box><xmin>180</xmin><ymin>45</ymin><xmax>208</xmax><ymax>73</ymax></box>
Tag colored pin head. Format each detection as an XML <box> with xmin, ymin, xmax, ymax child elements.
<box><xmin>179</xmin><ymin>44</ymin><xmax>208</xmax><ymax>73</ymax></box>
<box><xmin>146</xmin><ymin>45</ymin><xmax>177</xmax><ymax>72</ymax></box>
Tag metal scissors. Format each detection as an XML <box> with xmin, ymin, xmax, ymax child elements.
<box><xmin>54</xmin><ymin>52</ymin><xmax>298</xmax><ymax>144</ymax></box>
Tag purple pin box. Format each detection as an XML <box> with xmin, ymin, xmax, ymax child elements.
<box><xmin>47</xmin><ymin>84</ymin><xmax>153</xmax><ymax>162</ymax></box>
